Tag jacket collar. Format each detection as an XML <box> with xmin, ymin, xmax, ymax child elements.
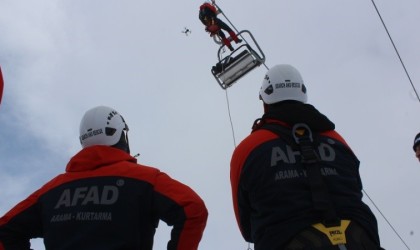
<box><xmin>66</xmin><ymin>145</ymin><xmax>137</xmax><ymax>172</ymax></box>
<box><xmin>253</xmin><ymin>102</ymin><xmax>335</xmax><ymax>132</ymax></box>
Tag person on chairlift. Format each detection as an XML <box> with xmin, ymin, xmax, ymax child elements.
<box><xmin>199</xmin><ymin>0</ymin><xmax>241</xmax><ymax>51</ymax></box>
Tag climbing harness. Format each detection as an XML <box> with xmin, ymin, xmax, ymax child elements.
<box><xmin>259</xmin><ymin>122</ymin><xmax>351</xmax><ymax>249</ymax></box>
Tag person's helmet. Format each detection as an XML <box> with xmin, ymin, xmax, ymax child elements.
<box><xmin>413</xmin><ymin>133</ymin><xmax>420</xmax><ymax>151</ymax></box>
<box><xmin>259</xmin><ymin>64</ymin><xmax>307</xmax><ymax>104</ymax></box>
<box><xmin>79</xmin><ymin>106</ymin><xmax>129</xmax><ymax>150</ymax></box>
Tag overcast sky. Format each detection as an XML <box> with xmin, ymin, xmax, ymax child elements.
<box><xmin>1</xmin><ymin>0</ymin><xmax>420</xmax><ymax>249</ymax></box>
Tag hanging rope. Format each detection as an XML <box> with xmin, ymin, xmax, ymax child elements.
<box><xmin>370</xmin><ymin>0</ymin><xmax>419</xmax><ymax>102</ymax></box>
<box><xmin>225</xmin><ymin>90</ymin><xmax>254</xmax><ymax>250</ymax></box>
<box><xmin>362</xmin><ymin>189</ymin><xmax>411</xmax><ymax>249</ymax></box>
<box><xmin>209</xmin><ymin>0</ymin><xmax>267</xmax><ymax>151</ymax></box>
<box><xmin>225</xmin><ymin>89</ymin><xmax>237</xmax><ymax>148</ymax></box>
<box><xmin>367</xmin><ymin>1</ymin><xmax>415</xmax><ymax>248</ymax></box>
<box><xmin>216</xmin><ymin>3</ymin><xmax>259</xmax><ymax>247</ymax></box>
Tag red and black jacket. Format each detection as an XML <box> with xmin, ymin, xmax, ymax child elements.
<box><xmin>0</xmin><ymin>146</ymin><xmax>208</xmax><ymax>250</ymax></box>
<box><xmin>230</xmin><ymin>102</ymin><xmax>380</xmax><ymax>250</ymax></box>
<box><xmin>198</xmin><ymin>3</ymin><xmax>217</xmax><ymax>25</ymax></box>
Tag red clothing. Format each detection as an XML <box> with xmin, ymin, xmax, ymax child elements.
<box><xmin>0</xmin><ymin>146</ymin><xmax>208</xmax><ymax>250</ymax></box>
<box><xmin>199</xmin><ymin>2</ymin><xmax>217</xmax><ymax>15</ymax></box>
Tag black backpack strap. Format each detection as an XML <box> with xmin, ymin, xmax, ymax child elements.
<box><xmin>291</xmin><ymin>123</ymin><xmax>339</xmax><ymax>227</ymax></box>
<box><xmin>259</xmin><ymin>122</ymin><xmax>340</xmax><ymax>227</ymax></box>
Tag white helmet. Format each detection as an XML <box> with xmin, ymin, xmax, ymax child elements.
<box><xmin>79</xmin><ymin>106</ymin><xmax>129</xmax><ymax>149</ymax></box>
<box><xmin>259</xmin><ymin>64</ymin><xmax>307</xmax><ymax>104</ymax></box>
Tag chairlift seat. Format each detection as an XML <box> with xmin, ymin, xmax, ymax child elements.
<box><xmin>211</xmin><ymin>30</ymin><xmax>266</xmax><ymax>90</ymax></box>
<box><xmin>212</xmin><ymin>48</ymin><xmax>262</xmax><ymax>89</ymax></box>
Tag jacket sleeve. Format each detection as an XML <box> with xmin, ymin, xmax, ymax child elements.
<box><xmin>230</xmin><ymin>144</ymin><xmax>252</xmax><ymax>242</ymax></box>
<box><xmin>230</xmin><ymin>130</ymin><xmax>278</xmax><ymax>242</ymax></box>
<box><xmin>0</xmin><ymin>191</ymin><xmax>43</xmax><ymax>250</ymax></box>
<box><xmin>152</xmin><ymin>171</ymin><xmax>208</xmax><ymax>250</ymax></box>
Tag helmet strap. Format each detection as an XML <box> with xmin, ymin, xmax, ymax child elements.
<box><xmin>263</xmin><ymin>103</ymin><xmax>269</xmax><ymax>113</ymax></box>
<box><xmin>112</xmin><ymin>131</ymin><xmax>130</xmax><ymax>154</ymax></box>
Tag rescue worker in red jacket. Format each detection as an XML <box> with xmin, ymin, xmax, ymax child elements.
<box><xmin>0</xmin><ymin>106</ymin><xmax>208</xmax><ymax>250</ymax></box>
<box><xmin>199</xmin><ymin>1</ymin><xmax>241</xmax><ymax>51</ymax></box>
<box><xmin>230</xmin><ymin>65</ymin><xmax>383</xmax><ymax>249</ymax></box>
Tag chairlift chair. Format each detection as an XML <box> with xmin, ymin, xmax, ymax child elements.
<box><xmin>211</xmin><ymin>30</ymin><xmax>265</xmax><ymax>89</ymax></box>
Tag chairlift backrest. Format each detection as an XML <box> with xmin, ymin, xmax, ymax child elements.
<box><xmin>211</xmin><ymin>30</ymin><xmax>265</xmax><ymax>89</ymax></box>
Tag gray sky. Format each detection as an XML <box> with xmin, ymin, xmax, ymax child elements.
<box><xmin>1</xmin><ymin>0</ymin><xmax>419</xmax><ymax>249</ymax></box>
